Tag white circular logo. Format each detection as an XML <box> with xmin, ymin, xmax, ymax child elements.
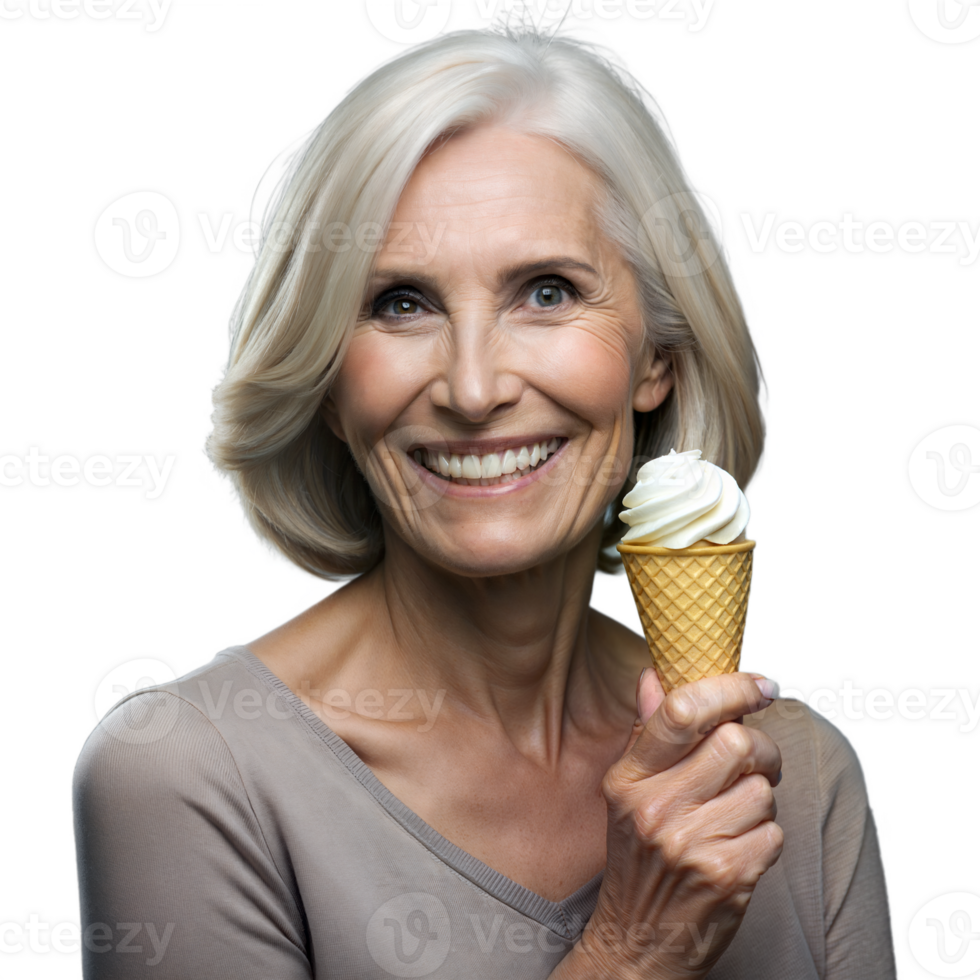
<box><xmin>366</xmin><ymin>893</ymin><xmax>451</xmax><ymax>977</ymax></box>
<box><xmin>908</xmin><ymin>0</ymin><xmax>980</xmax><ymax>44</ymax></box>
<box><xmin>94</xmin><ymin>658</ymin><xmax>180</xmax><ymax>745</ymax></box>
<box><xmin>639</xmin><ymin>189</ymin><xmax>724</xmax><ymax>279</ymax></box>
<box><xmin>908</xmin><ymin>425</ymin><xmax>980</xmax><ymax>511</ymax></box>
<box><xmin>364</xmin><ymin>0</ymin><xmax>452</xmax><ymax>44</ymax></box>
<box><xmin>910</xmin><ymin>892</ymin><xmax>980</xmax><ymax>977</ymax></box>
<box><xmin>94</xmin><ymin>191</ymin><xmax>180</xmax><ymax>277</ymax></box>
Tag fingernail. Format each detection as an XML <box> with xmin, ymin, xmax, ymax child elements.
<box><xmin>754</xmin><ymin>677</ymin><xmax>779</xmax><ymax>701</ymax></box>
<box><xmin>776</xmin><ymin>770</ymin><xmax>783</xmax><ymax>785</ymax></box>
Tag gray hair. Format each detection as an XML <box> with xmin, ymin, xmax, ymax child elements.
<box><xmin>207</xmin><ymin>27</ymin><xmax>764</xmax><ymax>578</ymax></box>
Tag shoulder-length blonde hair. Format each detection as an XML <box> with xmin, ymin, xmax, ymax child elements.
<box><xmin>207</xmin><ymin>27</ymin><xmax>764</xmax><ymax>578</ymax></box>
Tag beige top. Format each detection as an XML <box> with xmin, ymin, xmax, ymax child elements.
<box><xmin>73</xmin><ymin>646</ymin><xmax>896</xmax><ymax>978</ymax></box>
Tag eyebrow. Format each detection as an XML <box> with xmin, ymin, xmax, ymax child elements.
<box><xmin>368</xmin><ymin>256</ymin><xmax>600</xmax><ymax>292</ymax></box>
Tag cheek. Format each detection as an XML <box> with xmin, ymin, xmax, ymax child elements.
<box><xmin>332</xmin><ymin>333</ymin><xmax>427</xmax><ymax>443</ymax></box>
<box><xmin>537</xmin><ymin>324</ymin><xmax>634</xmax><ymax>422</ymax></box>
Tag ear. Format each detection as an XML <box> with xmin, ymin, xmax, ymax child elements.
<box><xmin>632</xmin><ymin>347</ymin><xmax>674</xmax><ymax>413</ymax></box>
<box><xmin>320</xmin><ymin>394</ymin><xmax>348</xmax><ymax>444</ymax></box>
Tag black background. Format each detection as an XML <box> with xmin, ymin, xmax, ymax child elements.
<box><xmin>0</xmin><ymin>0</ymin><xmax>980</xmax><ymax>980</ymax></box>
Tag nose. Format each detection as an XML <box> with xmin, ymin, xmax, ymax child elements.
<box><xmin>429</xmin><ymin>315</ymin><xmax>522</xmax><ymax>423</ymax></box>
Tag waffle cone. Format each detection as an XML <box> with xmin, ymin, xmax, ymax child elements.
<box><xmin>617</xmin><ymin>540</ymin><xmax>755</xmax><ymax>692</ymax></box>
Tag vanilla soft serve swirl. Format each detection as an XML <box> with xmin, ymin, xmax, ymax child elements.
<box><xmin>619</xmin><ymin>449</ymin><xmax>749</xmax><ymax>548</ymax></box>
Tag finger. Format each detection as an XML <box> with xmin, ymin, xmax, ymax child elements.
<box><xmin>669</xmin><ymin>722</ymin><xmax>782</xmax><ymax>805</ymax></box>
<box><xmin>642</xmin><ymin>725</ymin><xmax>780</xmax><ymax>827</ymax></box>
<box><xmin>690</xmin><ymin>820</ymin><xmax>784</xmax><ymax>901</ymax></box>
<box><xmin>637</xmin><ymin>666</ymin><xmax>665</xmax><ymax>724</ymax></box>
<box><xmin>623</xmin><ymin>667</ymin><xmax>666</xmax><ymax>755</ymax></box>
<box><xmin>619</xmin><ymin>673</ymin><xmax>776</xmax><ymax>780</ymax></box>
<box><xmin>688</xmin><ymin>772</ymin><xmax>778</xmax><ymax>841</ymax></box>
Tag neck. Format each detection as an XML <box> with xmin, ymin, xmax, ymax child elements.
<box><xmin>367</xmin><ymin>521</ymin><xmax>622</xmax><ymax>765</ymax></box>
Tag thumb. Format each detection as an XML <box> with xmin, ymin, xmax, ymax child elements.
<box><xmin>637</xmin><ymin>665</ymin><xmax>666</xmax><ymax>723</ymax></box>
<box><xmin>623</xmin><ymin>666</ymin><xmax>666</xmax><ymax>755</ymax></box>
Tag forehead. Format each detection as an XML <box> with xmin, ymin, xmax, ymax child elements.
<box><xmin>378</xmin><ymin>125</ymin><xmax>606</xmax><ymax>268</ymax></box>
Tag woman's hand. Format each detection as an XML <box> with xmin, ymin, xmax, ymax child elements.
<box><xmin>555</xmin><ymin>671</ymin><xmax>783</xmax><ymax>980</ymax></box>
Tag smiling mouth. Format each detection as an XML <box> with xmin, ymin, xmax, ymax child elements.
<box><xmin>411</xmin><ymin>438</ymin><xmax>561</xmax><ymax>487</ymax></box>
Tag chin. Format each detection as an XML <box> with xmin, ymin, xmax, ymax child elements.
<box><xmin>423</xmin><ymin>545</ymin><xmax>555</xmax><ymax>578</ymax></box>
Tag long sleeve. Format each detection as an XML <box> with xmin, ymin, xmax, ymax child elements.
<box><xmin>814</xmin><ymin>712</ymin><xmax>896</xmax><ymax>979</ymax></box>
<box><xmin>72</xmin><ymin>690</ymin><xmax>312</xmax><ymax>979</ymax></box>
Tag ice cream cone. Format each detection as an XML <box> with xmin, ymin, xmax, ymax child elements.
<box><xmin>616</xmin><ymin>540</ymin><xmax>755</xmax><ymax>692</ymax></box>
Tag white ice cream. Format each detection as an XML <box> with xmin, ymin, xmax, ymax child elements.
<box><xmin>619</xmin><ymin>449</ymin><xmax>749</xmax><ymax>548</ymax></box>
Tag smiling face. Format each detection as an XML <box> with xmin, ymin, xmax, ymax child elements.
<box><xmin>323</xmin><ymin>125</ymin><xmax>673</xmax><ymax>577</ymax></box>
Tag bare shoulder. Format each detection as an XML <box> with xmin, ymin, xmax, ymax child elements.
<box><xmin>246</xmin><ymin>572</ymin><xmax>381</xmax><ymax>691</ymax></box>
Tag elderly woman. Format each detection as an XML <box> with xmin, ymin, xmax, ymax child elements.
<box><xmin>73</xmin><ymin>28</ymin><xmax>894</xmax><ymax>980</ymax></box>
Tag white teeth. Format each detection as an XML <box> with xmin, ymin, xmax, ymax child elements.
<box><xmin>415</xmin><ymin>440</ymin><xmax>560</xmax><ymax>483</ymax></box>
<box><xmin>481</xmin><ymin>453</ymin><xmax>501</xmax><ymax>479</ymax></box>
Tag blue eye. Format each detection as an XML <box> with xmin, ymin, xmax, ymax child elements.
<box><xmin>529</xmin><ymin>278</ymin><xmax>574</xmax><ymax>308</ymax></box>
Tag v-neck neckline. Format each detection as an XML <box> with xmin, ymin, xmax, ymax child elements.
<box><xmin>228</xmin><ymin>645</ymin><xmax>604</xmax><ymax>940</ymax></box>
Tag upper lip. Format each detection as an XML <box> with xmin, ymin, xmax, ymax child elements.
<box><xmin>407</xmin><ymin>435</ymin><xmax>563</xmax><ymax>457</ymax></box>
